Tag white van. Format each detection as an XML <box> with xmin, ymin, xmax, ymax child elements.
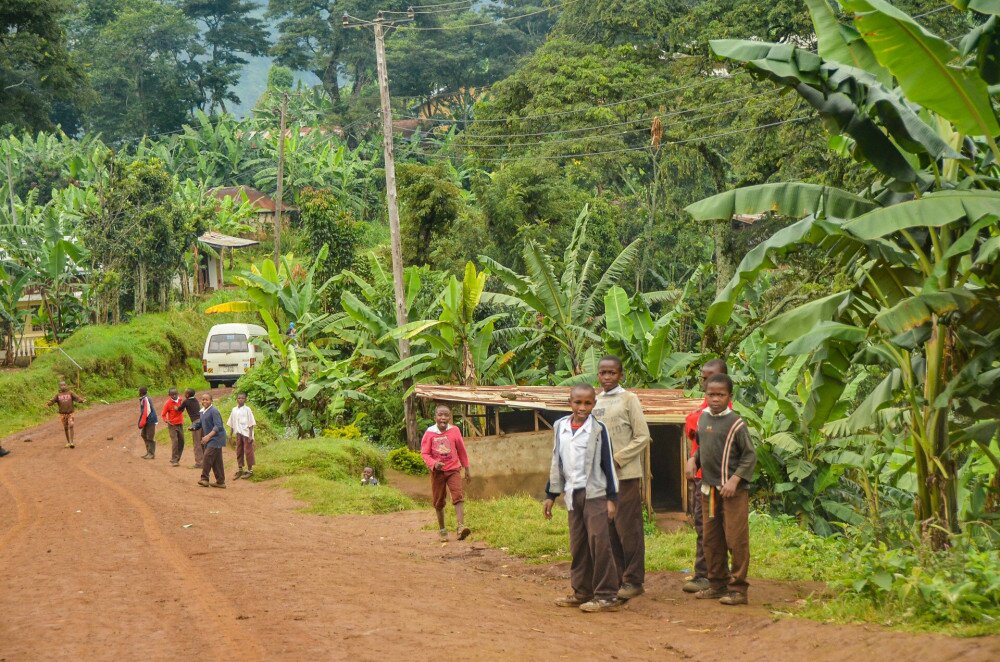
<box><xmin>202</xmin><ymin>323</ymin><xmax>268</xmax><ymax>387</ymax></box>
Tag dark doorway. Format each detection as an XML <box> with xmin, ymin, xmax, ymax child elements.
<box><xmin>649</xmin><ymin>425</ymin><xmax>683</xmax><ymax>512</ymax></box>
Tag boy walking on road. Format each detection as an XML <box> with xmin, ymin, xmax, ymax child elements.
<box><xmin>593</xmin><ymin>356</ymin><xmax>651</xmax><ymax>601</ymax></box>
<box><xmin>192</xmin><ymin>393</ymin><xmax>226</xmax><ymax>488</ymax></box>
<box><xmin>178</xmin><ymin>388</ymin><xmax>204</xmax><ymax>468</ymax></box>
<box><xmin>48</xmin><ymin>381</ymin><xmax>85</xmax><ymax>448</ymax></box>
<box><xmin>691</xmin><ymin>374</ymin><xmax>756</xmax><ymax>606</ymax></box>
<box><xmin>137</xmin><ymin>386</ymin><xmax>158</xmax><ymax>459</ymax></box>
<box><xmin>544</xmin><ymin>384</ymin><xmax>621</xmax><ymax>613</ymax></box>
<box><xmin>420</xmin><ymin>405</ymin><xmax>471</xmax><ymax>542</ymax></box>
<box><xmin>161</xmin><ymin>388</ymin><xmax>186</xmax><ymax>467</ymax></box>
<box><xmin>682</xmin><ymin>359</ymin><xmax>729</xmax><ymax>594</ymax></box>
<box><xmin>228</xmin><ymin>393</ymin><xmax>257</xmax><ymax>480</ymax></box>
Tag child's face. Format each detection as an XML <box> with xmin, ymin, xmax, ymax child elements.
<box><xmin>700</xmin><ymin>365</ymin><xmax>723</xmax><ymax>391</ymax></box>
<box><xmin>237</xmin><ymin>394</ymin><xmax>247</xmax><ymax>406</ymax></box>
<box><xmin>435</xmin><ymin>408</ymin><xmax>452</xmax><ymax>428</ymax></box>
<box><xmin>597</xmin><ymin>360</ymin><xmax>623</xmax><ymax>392</ymax></box>
<box><xmin>363</xmin><ymin>468</ymin><xmax>373</xmax><ymax>478</ymax></box>
<box><xmin>569</xmin><ymin>389</ymin><xmax>596</xmax><ymax>423</ymax></box>
<box><xmin>200</xmin><ymin>396</ymin><xmax>212</xmax><ymax>409</ymax></box>
<box><xmin>705</xmin><ymin>382</ymin><xmax>731</xmax><ymax>415</ymax></box>
<box><xmin>59</xmin><ymin>382</ymin><xmax>68</xmax><ymax>392</ymax></box>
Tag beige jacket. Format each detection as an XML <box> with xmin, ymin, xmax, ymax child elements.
<box><xmin>593</xmin><ymin>387</ymin><xmax>651</xmax><ymax>481</ymax></box>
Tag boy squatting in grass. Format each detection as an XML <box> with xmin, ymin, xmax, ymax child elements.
<box><xmin>543</xmin><ymin>384</ymin><xmax>622</xmax><ymax>613</ymax></box>
<box><xmin>593</xmin><ymin>355</ymin><xmax>651</xmax><ymax>601</ymax></box>
<box><xmin>682</xmin><ymin>358</ymin><xmax>730</xmax><ymax>594</ymax></box>
<box><xmin>688</xmin><ymin>373</ymin><xmax>756</xmax><ymax>606</ymax></box>
<box><xmin>228</xmin><ymin>393</ymin><xmax>257</xmax><ymax>480</ymax></box>
<box><xmin>47</xmin><ymin>381</ymin><xmax>86</xmax><ymax>448</ymax></box>
<box><xmin>420</xmin><ymin>405</ymin><xmax>471</xmax><ymax>542</ymax></box>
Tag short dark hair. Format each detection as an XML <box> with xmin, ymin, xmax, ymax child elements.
<box><xmin>138</xmin><ymin>386</ymin><xmax>148</xmax><ymax>396</ymax></box>
<box><xmin>705</xmin><ymin>373</ymin><xmax>733</xmax><ymax>393</ymax></box>
<box><xmin>703</xmin><ymin>358</ymin><xmax>728</xmax><ymax>374</ymax></box>
<box><xmin>185</xmin><ymin>388</ymin><xmax>196</xmax><ymax>397</ymax></box>
<box><xmin>598</xmin><ymin>355</ymin><xmax>623</xmax><ymax>370</ymax></box>
<box><xmin>435</xmin><ymin>404</ymin><xmax>452</xmax><ymax>413</ymax></box>
<box><xmin>570</xmin><ymin>383</ymin><xmax>596</xmax><ymax>397</ymax></box>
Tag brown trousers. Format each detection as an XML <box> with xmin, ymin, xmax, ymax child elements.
<box><xmin>190</xmin><ymin>423</ymin><xmax>204</xmax><ymax>466</ymax></box>
<box><xmin>609</xmin><ymin>478</ymin><xmax>645</xmax><ymax>586</ymax></box>
<box><xmin>690</xmin><ymin>479</ymin><xmax>708</xmax><ymax>578</ymax></box>
<box><xmin>702</xmin><ymin>488</ymin><xmax>750</xmax><ymax>594</ymax></box>
<box><xmin>568</xmin><ymin>490</ymin><xmax>619</xmax><ymax>601</ymax></box>
<box><xmin>140</xmin><ymin>422</ymin><xmax>156</xmax><ymax>457</ymax></box>
<box><xmin>167</xmin><ymin>424</ymin><xmax>184</xmax><ymax>463</ymax></box>
<box><xmin>201</xmin><ymin>446</ymin><xmax>225</xmax><ymax>484</ymax></box>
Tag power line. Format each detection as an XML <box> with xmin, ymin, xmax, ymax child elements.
<box><xmin>383</xmin><ymin>1</ymin><xmax>472</xmax><ymax>15</ymax></box>
<box><xmin>402</xmin><ymin>2</ymin><xmax>564</xmax><ymax>30</ymax></box>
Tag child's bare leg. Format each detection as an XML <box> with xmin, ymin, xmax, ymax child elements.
<box><xmin>455</xmin><ymin>501</ymin><xmax>465</xmax><ymax>528</ymax></box>
<box><xmin>63</xmin><ymin>423</ymin><xmax>71</xmax><ymax>443</ymax></box>
<box><xmin>435</xmin><ymin>507</ymin><xmax>446</xmax><ymax>530</ymax></box>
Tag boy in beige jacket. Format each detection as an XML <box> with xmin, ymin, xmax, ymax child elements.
<box><xmin>593</xmin><ymin>355</ymin><xmax>651</xmax><ymax>600</ymax></box>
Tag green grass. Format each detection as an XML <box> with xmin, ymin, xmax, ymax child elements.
<box><xmin>247</xmin><ymin>437</ymin><xmax>416</xmax><ymax>515</ymax></box>
<box><xmin>800</xmin><ymin>593</ymin><xmax>1000</xmax><ymax>637</ymax></box>
<box><xmin>0</xmin><ymin>309</ymin><xmax>216</xmax><ymax>438</ymax></box>
<box><xmin>154</xmin><ymin>391</ymin><xmax>281</xmax><ymax>448</ymax></box>
<box><xmin>440</xmin><ymin>496</ymin><xmax>848</xmax><ymax>583</ymax></box>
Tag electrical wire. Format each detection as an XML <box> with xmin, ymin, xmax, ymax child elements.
<box><xmin>401</xmin><ymin>2</ymin><xmax>564</xmax><ymax>30</ymax></box>
<box><xmin>382</xmin><ymin>1</ymin><xmax>473</xmax><ymax>16</ymax></box>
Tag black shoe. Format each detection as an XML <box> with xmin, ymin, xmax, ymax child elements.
<box><xmin>0</xmin><ymin>447</ymin><xmax>10</xmax><ymax>457</ymax></box>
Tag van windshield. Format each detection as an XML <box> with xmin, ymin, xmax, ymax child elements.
<box><xmin>208</xmin><ymin>333</ymin><xmax>249</xmax><ymax>354</ymax></box>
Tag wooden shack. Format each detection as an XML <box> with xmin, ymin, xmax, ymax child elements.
<box><xmin>414</xmin><ymin>385</ymin><xmax>702</xmax><ymax>513</ymax></box>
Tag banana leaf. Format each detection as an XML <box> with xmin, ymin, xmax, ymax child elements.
<box><xmin>684</xmin><ymin>182</ymin><xmax>876</xmax><ymax>221</ymax></box>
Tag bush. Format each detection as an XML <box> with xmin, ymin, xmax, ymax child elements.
<box><xmin>233</xmin><ymin>359</ymin><xmax>282</xmax><ymax>412</ymax></box>
<box><xmin>251</xmin><ymin>437</ymin><xmax>386</xmax><ymax>482</ymax></box>
<box><xmin>387</xmin><ymin>447</ymin><xmax>427</xmax><ymax>475</ymax></box>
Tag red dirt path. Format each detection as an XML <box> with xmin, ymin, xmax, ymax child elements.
<box><xmin>1</xmin><ymin>399</ymin><xmax>998</xmax><ymax>661</ymax></box>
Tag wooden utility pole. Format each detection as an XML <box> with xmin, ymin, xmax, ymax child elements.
<box><xmin>373</xmin><ymin>15</ymin><xmax>418</xmax><ymax>449</ymax></box>
<box><xmin>274</xmin><ymin>92</ymin><xmax>288</xmax><ymax>267</ymax></box>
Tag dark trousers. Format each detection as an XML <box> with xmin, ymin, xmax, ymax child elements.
<box><xmin>190</xmin><ymin>423</ymin><xmax>204</xmax><ymax>466</ymax></box>
<box><xmin>568</xmin><ymin>490</ymin><xmax>619</xmax><ymax>601</ymax></box>
<box><xmin>690</xmin><ymin>479</ymin><xmax>708</xmax><ymax>578</ymax></box>
<box><xmin>141</xmin><ymin>422</ymin><xmax>156</xmax><ymax>457</ymax></box>
<box><xmin>235</xmin><ymin>434</ymin><xmax>255</xmax><ymax>469</ymax></box>
<box><xmin>702</xmin><ymin>488</ymin><xmax>750</xmax><ymax>594</ymax></box>
<box><xmin>201</xmin><ymin>446</ymin><xmax>225</xmax><ymax>484</ymax></box>
<box><xmin>609</xmin><ymin>478</ymin><xmax>645</xmax><ymax>586</ymax></box>
<box><xmin>168</xmin><ymin>424</ymin><xmax>184</xmax><ymax>463</ymax></box>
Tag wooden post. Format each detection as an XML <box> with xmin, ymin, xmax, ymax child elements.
<box><xmin>274</xmin><ymin>92</ymin><xmax>287</xmax><ymax>268</ymax></box>
<box><xmin>374</xmin><ymin>16</ymin><xmax>417</xmax><ymax>449</ymax></box>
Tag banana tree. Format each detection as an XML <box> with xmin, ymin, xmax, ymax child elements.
<box><xmin>686</xmin><ymin>0</ymin><xmax>1000</xmax><ymax>543</ymax></box>
<box><xmin>379</xmin><ymin>262</ymin><xmax>514</xmax><ymax>387</ymax></box>
<box><xmin>0</xmin><ymin>266</ymin><xmax>30</xmax><ymax>366</ymax></box>
<box><xmin>480</xmin><ymin>206</ymin><xmax>642</xmax><ymax>375</ymax></box>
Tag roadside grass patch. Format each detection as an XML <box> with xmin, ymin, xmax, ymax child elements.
<box><xmin>249</xmin><ymin>437</ymin><xmax>415</xmax><ymax>515</ymax></box>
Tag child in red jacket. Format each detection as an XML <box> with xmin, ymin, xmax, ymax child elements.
<box><xmin>421</xmin><ymin>405</ymin><xmax>471</xmax><ymax>542</ymax></box>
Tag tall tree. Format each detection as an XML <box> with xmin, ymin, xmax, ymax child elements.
<box><xmin>179</xmin><ymin>0</ymin><xmax>270</xmax><ymax>113</ymax></box>
<box><xmin>0</xmin><ymin>0</ymin><xmax>87</xmax><ymax>133</ymax></box>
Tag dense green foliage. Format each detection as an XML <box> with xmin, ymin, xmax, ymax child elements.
<box><xmin>386</xmin><ymin>446</ymin><xmax>427</xmax><ymax>476</ymax></box>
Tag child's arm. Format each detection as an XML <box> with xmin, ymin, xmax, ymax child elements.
<box><xmin>721</xmin><ymin>422</ymin><xmax>756</xmax><ymax>497</ymax></box>
<box><xmin>73</xmin><ymin>392</ymin><xmax>86</xmax><ymax>404</ymax></box>
<box><xmin>419</xmin><ymin>431</ymin><xmax>437</xmax><ymax>471</ymax></box>
<box><xmin>544</xmin><ymin>425</ymin><xmax>563</xmax><ymax>517</ymax></box>
<box><xmin>599</xmin><ymin>425</ymin><xmax>619</xmax><ymax>520</ymax></box>
<box><xmin>248</xmin><ymin>407</ymin><xmax>257</xmax><ymax>440</ymax></box>
<box><xmin>611</xmin><ymin>394</ymin><xmax>651</xmax><ymax>468</ymax></box>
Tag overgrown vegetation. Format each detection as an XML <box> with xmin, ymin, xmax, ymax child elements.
<box><xmin>386</xmin><ymin>447</ymin><xmax>427</xmax><ymax>476</ymax></box>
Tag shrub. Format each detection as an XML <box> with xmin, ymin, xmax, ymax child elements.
<box><xmin>251</xmin><ymin>438</ymin><xmax>385</xmax><ymax>482</ymax></box>
<box><xmin>387</xmin><ymin>447</ymin><xmax>427</xmax><ymax>475</ymax></box>
<box><xmin>234</xmin><ymin>359</ymin><xmax>282</xmax><ymax>411</ymax></box>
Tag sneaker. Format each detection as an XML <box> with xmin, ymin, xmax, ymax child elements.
<box><xmin>683</xmin><ymin>577</ymin><xmax>711</xmax><ymax>593</ymax></box>
<box><xmin>694</xmin><ymin>586</ymin><xmax>728</xmax><ymax>600</ymax></box>
<box><xmin>0</xmin><ymin>447</ymin><xmax>10</xmax><ymax>457</ymax></box>
<box><xmin>555</xmin><ymin>595</ymin><xmax>589</xmax><ymax>608</ymax></box>
<box><xmin>579</xmin><ymin>598</ymin><xmax>623</xmax><ymax>613</ymax></box>
<box><xmin>243</xmin><ymin>470</ymin><xmax>254</xmax><ymax>479</ymax></box>
<box><xmin>143</xmin><ymin>455</ymin><xmax>154</xmax><ymax>460</ymax></box>
<box><xmin>438</xmin><ymin>528</ymin><xmax>448</xmax><ymax>542</ymax></box>
<box><xmin>617</xmin><ymin>583</ymin><xmax>644</xmax><ymax>600</ymax></box>
<box><xmin>210</xmin><ymin>482</ymin><xmax>226</xmax><ymax>489</ymax></box>
<box><xmin>66</xmin><ymin>443</ymin><xmax>73</xmax><ymax>449</ymax></box>
<box><xmin>170</xmin><ymin>462</ymin><xmax>179</xmax><ymax>467</ymax></box>
<box><xmin>190</xmin><ymin>464</ymin><xmax>202</xmax><ymax>469</ymax></box>
<box><xmin>719</xmin><ymin>592</ymin><xmax>748</xmax><ymax>606</ymax></box>
<box><xmin>234</xmin><ymin>469</ymin><xmax>244</xmax><ymax>480</ymax></box>
<box><xmin>69</xmin><ymin>442</ymin><xmax>75</xmax><ymax>449</ymax></box>
<box><xmin>457</xmin><ymin>526</ymin><xmax>471</xmax><ymax>541</ymax></box>
<box><xmin>198</xmin><ymin>479</ymin><xmax>210</xmax><ymax>487</ymax></box>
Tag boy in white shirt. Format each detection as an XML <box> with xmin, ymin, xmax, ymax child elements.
<box><xmin>227</xmin><ymin>393</ymin><xmax>257</xmax><ymax>480</ymax></box>
<box><xmin>543</xmin><ymin>384</ymin><xmax>621</xmax><ymax>613</ymax></box>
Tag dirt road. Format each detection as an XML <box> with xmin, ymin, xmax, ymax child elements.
<box><xmin>1</xmin><ymin>400</ymin><xmax>997</xmax><ymax>661</ymax></box>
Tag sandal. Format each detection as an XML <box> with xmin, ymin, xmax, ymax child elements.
<box><xmin>438</xmin><ymin>528</ymin><xmax>448</xmax><ymax>542</ymax></box>
<box><xmin>457</xmin><ymin>526</ymin><xmax>471</xmax><ymax>541</ymax></box>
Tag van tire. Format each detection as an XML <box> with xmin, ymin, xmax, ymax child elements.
<box><xmin>210</xmin><ymin>382</ymin><xmax>217</xmax><ymax>389</ymax></box>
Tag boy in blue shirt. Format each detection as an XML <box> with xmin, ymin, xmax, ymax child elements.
<box><xmin>192</xmin><ymin>393</ymin><xmax>227</xmax><ymax>488</ymax></box>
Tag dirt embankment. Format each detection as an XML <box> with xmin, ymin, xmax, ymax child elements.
<box><xmin>1</xmin><ymin>401</ymin><xmax>998</xmax><ymax>661</ymax></box>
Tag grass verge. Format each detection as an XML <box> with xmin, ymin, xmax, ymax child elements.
<box><xmin>0</xmin><ymin>309</ymin><xmax>216</xmax><ymax>438</ymax></box>
<box><xmin>248</xmin><ymin>437</ymin><xmax>416</xmax><ymax>515</ymax></box>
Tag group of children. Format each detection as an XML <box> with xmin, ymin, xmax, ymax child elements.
<box><xmin>422</xmin><ymin>355</ymin><xmax>756</xmax><ymax>614</ymax></box>
<box><xmin>44</xmin><ymin>381</ymin><xmax>258</xmax><ymax>489</ymax></box>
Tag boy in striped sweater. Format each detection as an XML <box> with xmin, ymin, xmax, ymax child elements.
<box><xmin>692</xmin><ymin>373</ymin><xmax>756</xmax><ymax>606</ymax></box>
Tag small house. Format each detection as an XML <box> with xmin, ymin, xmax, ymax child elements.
<box><xmin>210</xmin><ymin>186</ymin><xmax>293</xmax><ymax>232</ymax></box>
<box><xmin>414</xmin><ymin>385</ymin><xmax>702</xmax><ymax>514</ymax></box>
<box><xmin>194</xmin><ymin>231</ymin><xmax>260</xmax><ymax>293</ymax></box>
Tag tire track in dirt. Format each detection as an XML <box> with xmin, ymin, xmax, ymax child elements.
<box><xmin>76</xmin><ymin>458</ymin><xmax>265</xmax><ymax>661</ymax></box>
<box><xmin>0</xmin><ymin>462</ymin><xmax>34</xmax><ymax>553</ymax></box>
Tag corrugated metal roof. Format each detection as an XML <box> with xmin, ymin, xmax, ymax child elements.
<box><xmin>198</xmin><ymin>231</ymin><xmax>260</xmax><ymax>248</ymax></box>
<box><xmin>210</xmin><ymin>186</ymin><xmax>277</xmax><ymax>211</ymax></box>
<box><xmin>414</xmin><ymin>384</ymin><xmax>701</xmax><ymax>424</ymax></box>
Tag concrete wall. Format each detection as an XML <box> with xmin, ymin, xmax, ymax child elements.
<box><xmin>464</xmin><ymin>431</ymin><xmax>553</xmax><ymax>500</ymax></box>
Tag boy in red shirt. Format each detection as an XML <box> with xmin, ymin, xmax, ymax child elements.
<box><xmin>47</xmin><ymin>381</ymin><xmax>86</xmax><ymax>448</ymax></box>
<box><xmin>420</xmin><ymin>405</ymin><xmax>471</xmax><ymax>542</ymax></box>
<box><xmin>683</xmin><ymin>359</ymin><xmax>728</xmax><ymax>593</ymax></box>
<box><xmin>161</xmin><ymin>387</ymin><xmax>187</xmax><ymax>467</ymax></box>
